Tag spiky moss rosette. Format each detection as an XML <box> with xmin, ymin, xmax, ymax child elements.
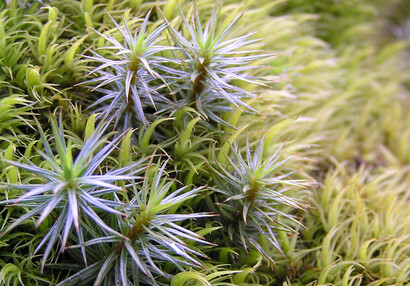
<box><xmin>0</xmin><ymin>0</ymin><xmax>409</xmax><ymax>285</ymax></box>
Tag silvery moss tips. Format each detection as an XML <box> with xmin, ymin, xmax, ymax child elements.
<box><xmin>85</xmin><ymin>3</ymin><xmax>270</xmax><ymax>129</ymax></box>
<box><xmin>57</xmin><ymin>162</ymin><xmax>213</xmax><ymax>286</ymax></box>
<box><xmin>84</xmin><ymin>10</ymin><xmax>180</xmax><ymax>128</ymax></box>
<box><xmin>210</xmin><ymin>138</ymin><xmax>309</xmax><ymax>262</ymax></box>
<box><xmin>164</xmin><ymin>4</ymin><xmax>271</xmax><ymax>126</ymax></box>
<box><xmin>0</xmin><ymin>115</ymin><xmax>146</xmax><ymax>271</ymax></box>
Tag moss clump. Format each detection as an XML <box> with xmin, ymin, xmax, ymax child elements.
<box><xmin>0</xmin><ymin>0</ymin><xmax>408</xmax><ymax>285</ymax></box>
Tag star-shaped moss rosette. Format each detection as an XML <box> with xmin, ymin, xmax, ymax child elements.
<box><xmin>57</xmin><ymin>161</ymin><xmax>214</xmax><ymax>285</ymax></box>
<box><xmin>84</xmin><ymin>10</ymin><xmax>183</xmax><ymax>128</ymax></box>
<box><xmin>162</xmin><ymin>2</ymin><xmax>271</xmax><ymax>126</ymax></box>
<box><xmin>210</xmin><ymin>138</ymin><xmax>310</xmax><ymax>263</ymax></box>
<box><xmin>0</xmin><ymin>115</ymin><xmax>146</xmax><ymax>271</ymax></box>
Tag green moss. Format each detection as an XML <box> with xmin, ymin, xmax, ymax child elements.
<box><xmin>0</xmin><ymin>0</ymin><xmax>408</xmax><ymax>285</ymax></box>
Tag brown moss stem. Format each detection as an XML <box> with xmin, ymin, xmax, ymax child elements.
<box><xmin>114</xmin><ymin>210</ymin><xmax>151</xmax><ymax>252</ymax></box>
<box><xmin>191</xmin><ymin>58</ymin><xmax>209</xmax><ymax>100</ymax></box>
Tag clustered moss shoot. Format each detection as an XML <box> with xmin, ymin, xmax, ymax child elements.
<box><xmin>0</xmin><ymin>0</ymin><xmax>409</xmax><ymax>285</ymax></box>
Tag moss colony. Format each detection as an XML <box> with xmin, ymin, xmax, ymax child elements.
<box><xmin>0</xmin><ymin>0</ymin><xmax>409</xmax><ymax>285</ymax></box>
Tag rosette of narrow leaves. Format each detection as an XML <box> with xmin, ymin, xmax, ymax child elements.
<box><xmin>163</xmin><ymin>3</ymin><xmax>270</xmax><ymax>126</ymax></box>
<box><xmin>59</xmin><ymin>161</ymin><xmax>213</xmax><ymax>285</ymax></box>
<box><xmin>85</xmin><ymin>10</ymin><xmax>182</xmax><ymax>127</ymax></box>
<box><xmin>210</xmin><ymin>138</ymin><xmax>310</xmax><ymax>263</ymax></box>
<box><xmin>0</xmin><ymin>115</ymin><xmax>146</xmax><ymax>271</ymax></box>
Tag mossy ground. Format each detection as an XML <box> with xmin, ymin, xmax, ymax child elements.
<box><xmin>0</xmin><ymin>0</ymin><xmax>409</xmax><ymax>285</ymax></box>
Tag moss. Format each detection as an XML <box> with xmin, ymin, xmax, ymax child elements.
<box><xmin>0</xmin><ymin>0</ymin><xmax>408</xmax><ymax>285</ymax></box>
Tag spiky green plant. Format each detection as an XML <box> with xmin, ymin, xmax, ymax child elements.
<box><xmin>209</xmin><ymin>138</ymin><xmax>310</xmax><ymax>264</ymax></box>
<box><xmin>0</xmin><ymin>115</ymin><xmax>146</xmax><ymax>271</ymax></box>
<box><xmin>162</xmin><ymin>2</ymin><xmax>270</xmax><ymax>126</ymax></box>
<box><xmin>56</xmin><ymin>161</ymin><xmax>213</xmax><ymax>285</ymax></box>
<box><xmin>84</xmin><ymin>10</ymin><xmax>180</xmax><ymax>128</ymax></box>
